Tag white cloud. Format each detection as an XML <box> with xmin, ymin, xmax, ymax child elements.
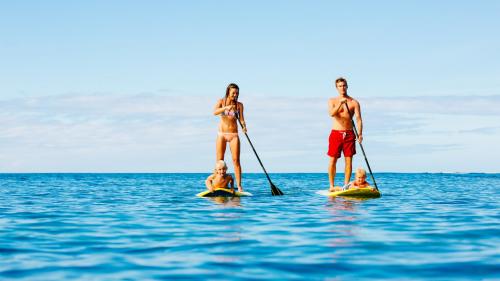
<box><xmin>0</xmin><ymin>93</ymin><xmax>499</xmax><ymax>172</ymax></box>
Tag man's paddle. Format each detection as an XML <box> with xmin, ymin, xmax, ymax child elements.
<box><xmin>235</xmin><ymin>114</ymin><xmax>284</xmax><ymax>196</ymax></box>
<box><xmin>344</xmin><ymin>103</ymin><xmax>379</xmax><ymax>191</ymax></box>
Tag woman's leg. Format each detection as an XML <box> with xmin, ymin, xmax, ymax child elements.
<box><xmin>216</xmin><ymin>135</ymin><xmax>226</xmax><ymax>161</ymax></box>
<box><xmin>229</xmin><ymin>136</ymin><xmax>242</xmax><ymax>191</ymax></box>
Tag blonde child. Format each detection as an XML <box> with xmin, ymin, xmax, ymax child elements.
<box><xmin>331</xmin><ymin>168</ymin><xmax>372</xmax><ymax>191</ymax></box>
<box><xmin>344</xmin><ymin>168</ymin><xmax>372</xmax><ymax>190</ymax></box>
<box><xmin>205</xmin><ymin>160</ymin><xmax>235</xmax><ymax>192</ymax></box>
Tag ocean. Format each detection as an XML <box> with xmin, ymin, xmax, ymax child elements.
<box><xmin>1</xmin><ymin>173</ymin><xmax>499</xmax><ymax>280</ymax></box>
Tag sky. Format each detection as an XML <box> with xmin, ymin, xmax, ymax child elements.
<box><xmin>0</xmin><ymin>1</ymin><xmax>499</xmax><ymax>173</ymax></box>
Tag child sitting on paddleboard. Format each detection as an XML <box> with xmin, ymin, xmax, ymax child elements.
<box><xmin>332</xmin><ymin>168</ymin><xmax>373</xmax><ymax>191</ymax></box>
<box><xmin>205</xmin><ymin>160</ymin><xmax>234</xmax><ymax>192</ymax></box>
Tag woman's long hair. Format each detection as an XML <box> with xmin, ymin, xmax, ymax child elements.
<box><xmin>223</xmin><ymin>83</ymin><xmax>239</xmax><ymax>106</ymax></box>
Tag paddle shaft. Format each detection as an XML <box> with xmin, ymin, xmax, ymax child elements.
<box><xmin>224</xmin><ymin>100</ymin><xmax>282</xmax><ymax>195</ymax></box>
<box><xmin>234</xmin><ymin>112</ymin><xmax>283</xmax><ymax>195</ymax></box>
<box><xmin>344</xmin><ymin>103</ymin><xmax>379</xmax><ymax>191</ymax></box>
<box><xmin>236</xmin><ymin>117</ymin><xmax>273</xmax><ymax>183</ymax></box>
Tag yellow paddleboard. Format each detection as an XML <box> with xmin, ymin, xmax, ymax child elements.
<box><xmin>197</xmin><ymin>188</ymin><xmax>252</xmax><ymax>197</ymax></box>
<box><xmin>316</xmin><ymin>186</ymin><xmax>381</xmax><ymax>198</ymax></box>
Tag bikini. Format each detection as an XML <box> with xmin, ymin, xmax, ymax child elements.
<box><xmin>221</xmin><ymin>108</ymin><xmax>238</xmax><ymax>118</ymax></box>
<box><xmin>218</xmin><ymin>103</ymin><xmax>239</xmax><ymax>142</ymax></box>
<box><xmin>218</xmin><ymin>131</ymin><xmax>239</xmax><ymax>142</ymax></box>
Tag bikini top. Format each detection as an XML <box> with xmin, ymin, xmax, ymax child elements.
<box><xmin>221</xmin><ymin>100</ymin><xmax>239</xmax><ymax>117</ymax></box>
<box><xmin>222</xmin><ymin>109</ymin><xmax>239</xmax><ymax>117</ymax></box>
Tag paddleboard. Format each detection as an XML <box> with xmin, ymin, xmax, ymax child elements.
<box><xmin>197</xmin><ymin>188</ymin><xmax>252</xmax><ymax>197</ymax></box>
<box><xmin>316</xmin><ymin>186</ymin><xmax>381</xmax><ymax>198</ymax></box>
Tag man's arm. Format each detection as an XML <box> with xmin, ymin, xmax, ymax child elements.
<box><xmin>354</xmin><ymin>101</ymin><xmax>363</xmax><ymax>143</ymax></box>
<box><xmin>329</xmin><ymin>98</ymin><xmax>346</xmax><ymax>117</ymax></box>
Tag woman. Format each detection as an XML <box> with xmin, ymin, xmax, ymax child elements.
<box><xmin>213</xmin><ymin>83</ymin><xmax>247</xmax><ymax>192</ymax></box>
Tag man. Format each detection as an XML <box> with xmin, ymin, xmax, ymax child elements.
<box><xmin>327</xmin><ymin>77</ymin><xmax>363</xmax><ymax>191</ymax></box>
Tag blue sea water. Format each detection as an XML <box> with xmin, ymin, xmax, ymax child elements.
<box><xmin>0</xmin><ymin>173</ymin><xmax>499</xmax><ymax>280</ymax></box>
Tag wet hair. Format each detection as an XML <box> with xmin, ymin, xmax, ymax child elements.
<box><xmin>224</xmin><ymin>83</ymin><xmax>239</xmax><ymax>106</ymax></box>
<box><xmin>335</xmin><ymin>77</ymin><xmax>348</xmax><ymax>87</ymax></box>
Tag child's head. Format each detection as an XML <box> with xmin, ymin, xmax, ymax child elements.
<box><xmin>214</xmin><ymin>160</ymin><xmax>228</xmax><ymax>175</ymax></box>
<box><xmin>354</xmin><ymin>168</ymin><xmax>367</xmax><ymax>184</ymax></box>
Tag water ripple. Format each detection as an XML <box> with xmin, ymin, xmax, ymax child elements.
<box><xmin>1</xmin><ymin>173</ymin><xmax>499</xmax><ymax>280</ymax></box>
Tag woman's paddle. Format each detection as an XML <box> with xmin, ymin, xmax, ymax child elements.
<box><xmin>236</xmin><ymin>114</ymin><xmax>284</xmax><ymax>196</ymax></box>
<box><xmin>344</xmin><ymin>103</ymin><xmax>379</xmax><ymax>191</ymax></box>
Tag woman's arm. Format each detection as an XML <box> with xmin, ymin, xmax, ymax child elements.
<box><xmin>238</xmin><ymin>102</ymin><xmax>247</xmax><ymax>132</ymax></box>
<box><xmin>213</xmin><ymin>99</ymin><xmax>232</xmax><ymax>116</ymax></box>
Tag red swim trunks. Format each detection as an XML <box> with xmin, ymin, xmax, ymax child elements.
<box><xmin>327</xmin><ymin>130</ymin><xmax>356</xmax><ymax>158</ymax></box>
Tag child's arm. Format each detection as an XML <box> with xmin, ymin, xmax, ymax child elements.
<box><xmin>205</xmin><ymin>175</ymin><xmax>215</xmax><ymax>191</ymax></box>
<box><xmin>229</xmin><ymin>175</ymin><xmax>234</xmax><ymax>192</ymax></box>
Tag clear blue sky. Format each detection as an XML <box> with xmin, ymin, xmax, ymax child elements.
<box><xmin>0</xmin><ymin>1</ymin><xmax>499</xmax><ymax>173</ymax></box>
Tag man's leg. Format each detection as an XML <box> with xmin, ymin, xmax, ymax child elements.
<box><xmin>344</xmin><ymin>156</ymin><xmax>352</xmax><ymax>185</ymax></box>
<box><xmin>328</xmin><ymin>157</ymin><xmax>338</xmax><ymax>191</ymax></box>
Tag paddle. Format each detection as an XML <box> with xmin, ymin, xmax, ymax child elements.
<box><xmin>235</xmin><ymin>113</ymin><xmax>284</xmax><ymax>196</ymax></box>
<box><xmin>344</xmin><ymin>103</ymin><xmax>379</xmax><ymax>191</ymax></box>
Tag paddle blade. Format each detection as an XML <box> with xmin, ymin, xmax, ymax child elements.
<box><xmin>270</xmin><ymin>183</ymin><xmax>284</xmax><ymax>196</ymax></box>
